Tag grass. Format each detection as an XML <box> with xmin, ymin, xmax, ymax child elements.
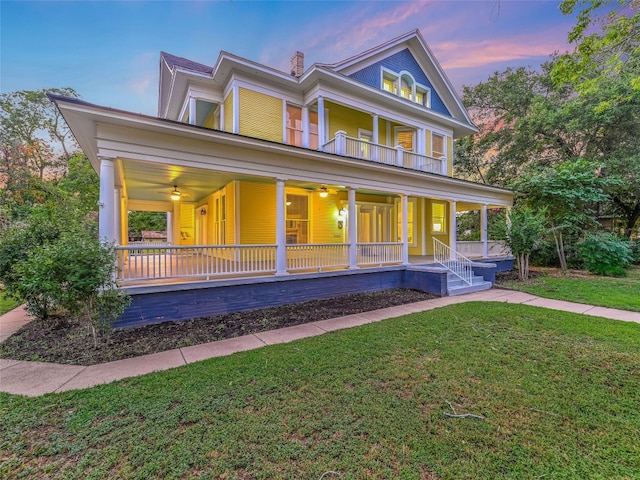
<box><xmin>497</xmin><ymin>265</ymin><xmax>640</xmax><ymax>312</ymax></box>
<box><xmin>0</xmin><ymin>290</ymin><xmax>19</xmax><ymax>316</ymax></box>
<box><xmin>2</xmin><ymin>301</ymin><xmax>639</xmax><ymax>479</ymax></box>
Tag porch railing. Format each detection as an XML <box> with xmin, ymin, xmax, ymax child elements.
<box><xmin>456</xmin><ymin>241</ymin><xmax>511</xmax><ymax>258</ymax></box>
<box><xmin>286</xmin><ymin>243</ymin><xmax>349</xmax><ymax>271</ymax></box>
<box><xmin>117</xmin><ymin>244</ymin><xmax>277</xmax><ymax>281</ymax></box>
<box><xmin>323</xmin><ymin>132</ymin><xmax>444</xmax><ymax>174</ymax></box>
<box><xmin>433</xmin><ymin>238</ymin><xmax>473</xmax><ymax>285</ymax></box>
<box><xmin>357</xmin><ymin>242</ymin><xmax>403</xmax><ymax>266</ymax></box>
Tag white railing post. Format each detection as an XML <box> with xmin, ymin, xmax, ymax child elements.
<box><xmin>395</xmin><ymin>145</ymin><xmax>404</xmax><ymax>166</ymax></box>
<box><xmin>335</xmin><ymin>130</ymin><xmax>347</xmax><ymax>156</ymax></box>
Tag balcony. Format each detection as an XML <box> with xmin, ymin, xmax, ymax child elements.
<box><xmin>322</xmin><ymin>131</ymin><xmax>445</xmax><ymax>175</ymax></box>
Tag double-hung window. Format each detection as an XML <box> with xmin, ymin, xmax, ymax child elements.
<box><xmin>286</xmin><ymin>104</ymin><xmax>303</xmax><ymax>147</ymax></box>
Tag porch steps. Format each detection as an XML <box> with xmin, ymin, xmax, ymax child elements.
<box><xmin>446</xmin><ymin>272</ymin><xmax>492</xmax><ymax>296</ymax></box>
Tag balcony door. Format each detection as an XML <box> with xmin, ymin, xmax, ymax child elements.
<box><xmin>395</xmin><ymin>128</ymin><xmax>414</xmax><ymax>152</ymax></box>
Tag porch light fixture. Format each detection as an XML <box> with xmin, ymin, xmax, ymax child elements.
<box><xmin>337</xmin><ymin>207</ymin><xmax>346</xmax><ymax>229</ymax></box>
<box><xmin>170</xmin><ymin>185</ymin><xmax>181</xmax><ymax>201</ymax></box>
<box><xmin>319</xmin><ymin>185</ymin><xmax>329</xmax><ymax>198</ymax></box>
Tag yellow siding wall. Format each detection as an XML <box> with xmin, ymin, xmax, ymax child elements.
<box><xmin>180</xmin><ymin>203</ymin><xmax>195</xmax><ymax>245</ymax></box>
<box><xmin>312</xmin><ymin>193</ymin><xmax>344</xmax><ymax>244</ymax></box>
<box><xmin>447</xmin><ymin>136</ymin><xmax>453</xmax><ymax>176</ymax></box>
<box><xmin>378</xmin><ymin>120</ymin><xmax>388</xmax><ymax>146</ymax></box>
<box><xmin>203</xmin><ymin>109</ymin><xmax>215</xmax><ymax>129</ymax></box>
<box><xmin>239</xmin><ymin>88</ymin><xmax>283</xmax><ymax>142</ymax></box>
<box><xmin>224</xmin><ymin>91</ymin><xmax>233</xmax><ymax>133</ymax></box>
<box><xmin>425</xmin><ymin>130</ymin><xmax>432</xmax><ymax>156</ymax></box>
<box><xmin>238</xmin><ymin>181</ymin><xmax>276</xmax><ymax>244</ymax></box>
<box><xmin>327</xmin><ymin>102</ymin><xmax>372</xmax><ymax>138</ymax></box>
<box><xmin>408</xmin><ymin>198</ymin><xmax>423</xmax><ymax>256</ymax></box>
<box><xmin>425</xmin><ymin>199</ymin><xmax>450</xmax><ymax>254</ymax></box>
<box><xmin>225</xmin><ymin>181</ymin><xmax>237</xmax><ymax>244</ymax></box>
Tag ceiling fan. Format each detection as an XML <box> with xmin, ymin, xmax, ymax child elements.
<box><xmin>167</xmin><ymin>185</ymin><xmax>191</xmax><ymax>200</ymax></box>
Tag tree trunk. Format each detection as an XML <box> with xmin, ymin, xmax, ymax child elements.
<box><xmin>552</xmin><ymin>230</ymin><xmax>568</xmax><ymax>272</ymax></box>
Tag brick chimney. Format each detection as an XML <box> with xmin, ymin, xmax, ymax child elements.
<box><xmin>290</xmin><ymin>51</ymin><xmax>304</xmax><ymax>77</ymax></box>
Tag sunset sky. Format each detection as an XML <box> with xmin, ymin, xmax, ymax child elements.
<box><xmin>1</xmin><ymin>1</ymin><xmax>579</xmax><ymax>115</ymax></box>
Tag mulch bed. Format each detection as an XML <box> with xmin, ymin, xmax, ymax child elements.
<box><xmin>0</xmin><ymin>288</ymin><xmax>437</xmax><ymax>366</ymax></box>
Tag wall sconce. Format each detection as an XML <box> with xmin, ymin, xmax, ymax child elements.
<box><xmin>337</xmin><ymin>207</ymin><xmax>346</xmax><ymax>229</ymax></box>
<box><xmin>200</xmin><ymin>208</ymin><xmax>207</xmax><ymax>216</ymax></box>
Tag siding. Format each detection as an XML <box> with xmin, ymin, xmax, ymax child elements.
<box><xmin>348</xmin><ymin>48</ymin><xmax>451</xmax><ymax>116</ymax></box>
<box><xmin>224</xmin><ymin>91</ymin><xmax>233</xmax><ymax>133</ymax></box>
<box><xmin>327</xmin><ymin>102</ymin><xmax>372</xmax><ymax>139</ymax></box>
<box><xmin>239</xmin><ymin>181</ymin><xmax>276</xmax><ymax>244</ymax></box>
<box><xmin>239</xmin><ymin>87</ymin><xmax>283</xmax><ymax>142</ymax></box>
<box><xmin>312</xmin><ymin>194</ymin><xmax>344</xmax><ymax>244</ymax></box>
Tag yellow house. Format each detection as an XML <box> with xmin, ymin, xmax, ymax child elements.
<box><xmin>50</xmin><ymin>30</ymin><xmax>512</xmax><ymax>304</ymax></box>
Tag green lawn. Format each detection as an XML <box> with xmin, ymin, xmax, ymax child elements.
<box><xmin>0</xmin><ymin>291</ymin><xmax>19</xmax><ymax>316</ymax></box>
<box><xmin>2</xmin><ymin>302</ymin><xmax>639</xmax><ymax>479</ymax></box>
<box><xmin>498</xmin><ymin>265</ymin><xmax>640</xmax><ymax>312</ymax></box>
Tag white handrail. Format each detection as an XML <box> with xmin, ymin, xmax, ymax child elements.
<box><xmin>433</xmin><ymin>238</ymin><xmax>473</xmax><ymax>285</ymax></box>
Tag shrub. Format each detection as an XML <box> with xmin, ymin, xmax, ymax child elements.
<box><xmin>578</xmin><ymin>233</ymin><xmax>632</xmax><ymax>276</ymax></box>
<box><xmin>0</xmin><ymin>208</ymin><xmax>130</xmax><ymax>345</ymax></box>
<box><xmin>629</xmin><ymin>239</ymin><xmax>640</xmax><ymax>264</ymax></box>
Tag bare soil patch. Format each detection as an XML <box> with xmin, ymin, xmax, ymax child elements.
<box><xmin>0</xmin><ymin>288</ymin><xmax>436</xmax><ymax>366</ymax></box>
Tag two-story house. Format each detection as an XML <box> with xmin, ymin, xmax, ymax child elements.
<box><xmin>50</xmin><ymin>30</ymin><xmax>513</xmax><ymax>327</ymax></box>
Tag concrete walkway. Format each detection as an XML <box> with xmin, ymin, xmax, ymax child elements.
<box><xmin>1</xmin><ymin>289</ymin><xmax>639</xmax><ymax>397</ymax></box>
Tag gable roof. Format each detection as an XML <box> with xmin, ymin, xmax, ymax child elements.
<box><xmin>160</xmin><ymin>52</ymin><xmax>214</xmax><ymax>75</ymax></box>
<box><xmin>323</xmin><ymin>30</ymin><xmax>474</xmax><ymax>127</ymax></box>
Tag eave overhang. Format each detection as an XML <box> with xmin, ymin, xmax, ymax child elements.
<box><xmin>49</xmin><ymin>94</ymin><xmax>511</xmax><ymax>206</ymax></box>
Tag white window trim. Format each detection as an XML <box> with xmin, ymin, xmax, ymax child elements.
<box><xmin>394</xmin><ymin>197</ymin><xmax>418</xmax><ymax>247</ymax></box>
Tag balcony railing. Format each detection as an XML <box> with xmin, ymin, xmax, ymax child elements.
<box><xmin>286</xmin><ymin>243</ymin><xmax>349</xmax><ymax>271</ymax></box>
<box><xmin>357</xmin><ymin>242</ymin><xmax>403</xmax><ymax>266</ymax></box>
<box><xmin>456</xmin><ymin>241</ymin><xmax>511</xmax><ymax>258</ymax></box>
<box><xmin>323</xmin><ymin>131</ymin><xmax>444</xmax><ymax>174</ymax></box>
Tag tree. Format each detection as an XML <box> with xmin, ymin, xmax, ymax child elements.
<box><xmin>0</xmin><ymin>88</ymin><xmax>83</xmax><ymax>221</ymax></box>
<box><xmin>493</xmin><ymin>205</ymin><xmax>546</xmax><ymax>281</ymax></box>
<box><xmin>513</xmin><ymin>158</ymin><xmax>613</xmax><ymax>271</ymax></box>
<box><xmin>457</xmin><ymin>53</ymin><xmax>640</xmax><ymax>238</ymax></box>
<box><xmin>553</xmin><ymin>0</ymin><xmax>640</xmax><ymax>101</ymax></box>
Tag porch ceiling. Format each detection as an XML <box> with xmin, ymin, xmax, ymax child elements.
<box><xmin>122</xmin><ymin>159</ymin><xmax>364</xmax><ymax>203</ymax></box>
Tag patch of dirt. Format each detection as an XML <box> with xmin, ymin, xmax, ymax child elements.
<box><xmin>0</xmin><ymin>289</ymin><xmax>437</xmax><ymax>366</ymax></box>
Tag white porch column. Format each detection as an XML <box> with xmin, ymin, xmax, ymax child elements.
<box><xmin>232</xmin><ymin>84</ymin><xmax>240</xmax><ymax>134</ymax></box>
<box><xmin>189</xmin><ymin>97</ymin><xmax>196</xmax><ymax>125</ymax></box>
<box><xmin>302</xmin><ymin>106</ymin><xmax>310</xmax><ymax>148</ymax></box>
<box><xmin>219</xmin><ymin>103</ymin><xmax>225</xmax><ymax>131</ymax></box>
<box><xmin>275</xmin><ymin>179</ymin><xmax>288</xmax><ymax>275</ymax></box>
<box><xmin>347</xmin><ymin>187</ymin><xmax>358</xmax><ymax>269</ymax></box>
<box><xmin>417</xmin><ymin>128</ymin><xmax>425</xmax><ymax>155</ymax></box>
<box><xmin>113</xmin><ymin>188</ymin><xmax>122</xmax><ymax>245</ymax></box>
<box><xmin>98</xmin><ymin>157</ymin><xmax>116</xmax><ymax>243</ymax></box>
<box><xmin>449</xmin><ymin>200</ymin><xmax>457</xmax><ymax>253</ymax></box>
<box><xmin>372</xmin><ymin>114</ymin><xmax>379</xmax><ymax>144</ymax></box>
<box><xmin>317</xmin><ymin>96</ymin><xmax>325</xmax><ymax>150</ymax></box>
<box><xmin>481</xmin><ymin>204</ymin><xmax>489</xmax><ymax>258</ymax></box>
<box><xmin>172</xmin><ymin>200</ymin><xmax>181</xmax><ymax>246</ymax></box>
<box><xmin>401</xmin><ymin>194</ymin><xmax>409</xmax><ymax>265</ymax></box>
<box><xmin>166</xmin><ymin>212</ymin><xmax>173</xmax><ymax>244</ymax></box>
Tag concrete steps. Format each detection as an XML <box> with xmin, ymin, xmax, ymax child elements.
<box><xmin>446</xmin><ymin>272</ymin><xmax>492</xmax><ymax>296</ymax></box>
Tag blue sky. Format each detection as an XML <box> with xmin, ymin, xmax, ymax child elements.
<box><xmin>1</xmin><ymin>1</ymin><xmax>578</xmax><ymax>116</ymax></box>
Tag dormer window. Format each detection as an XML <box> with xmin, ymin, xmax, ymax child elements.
<box><xmin>382</xmin><ymin>72</ymin><xmax>398</xmax><ymax>94</ymax></box>
<box><xmin>381</xmin><ymin>68</ymin><xmax>431</xmax><ymax>108</ymax></box>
